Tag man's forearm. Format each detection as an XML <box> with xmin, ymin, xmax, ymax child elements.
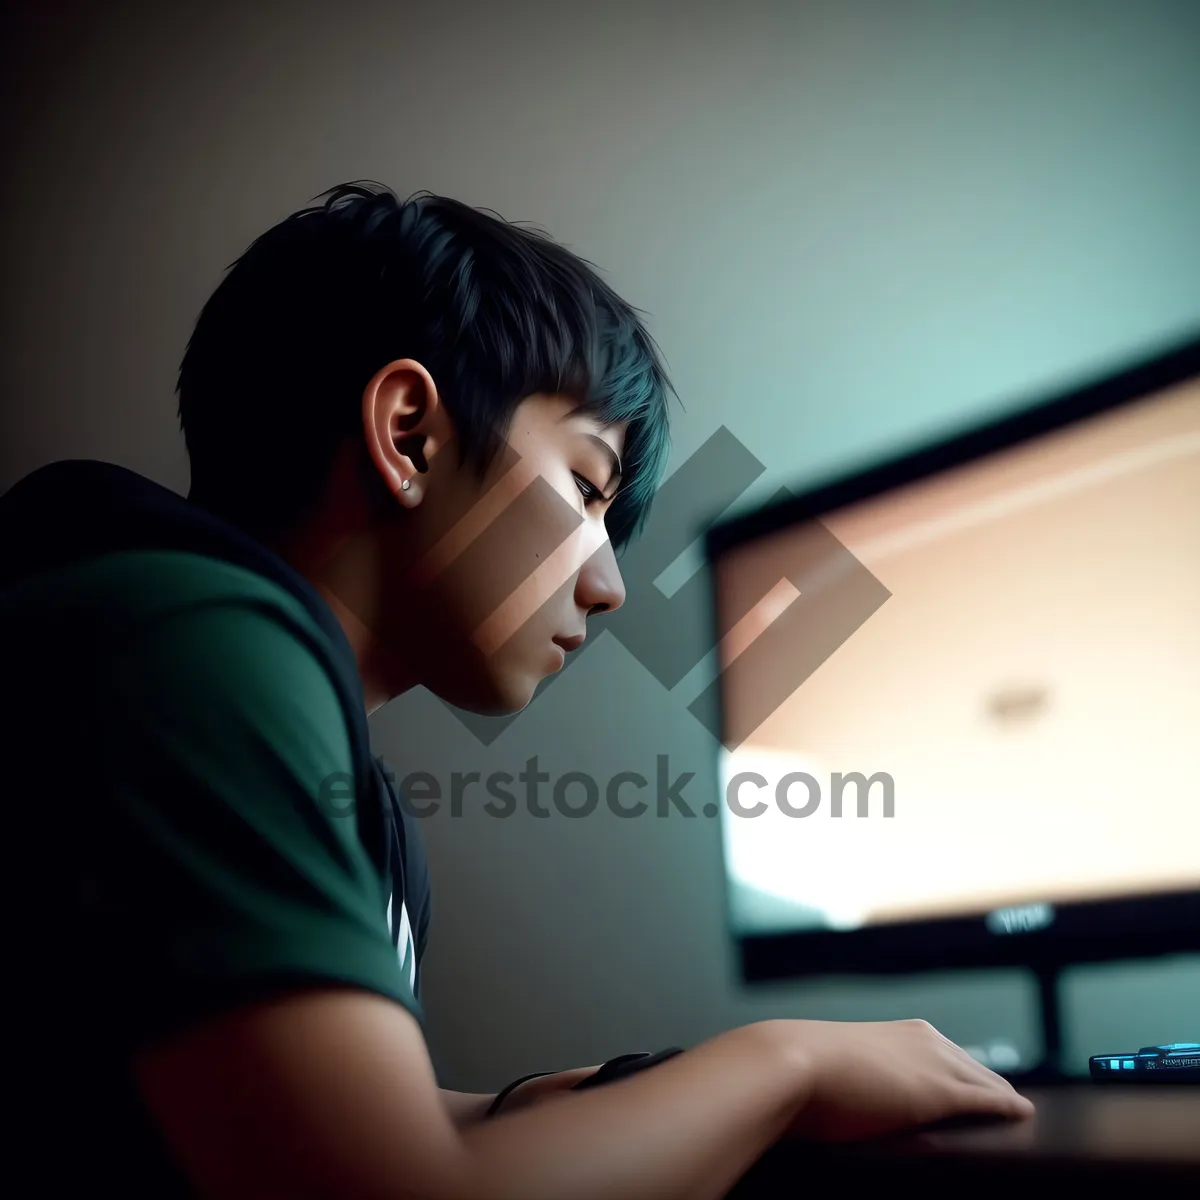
<box><xmin>441</xmin><ymin>1066</ymin><xmax>601</xmax><ymax>1128</ymax></box>
<box><xmin>456</xmin><ymin>1022</ymin><xmax>810</xmax><ymax>1200</ymax></box>
<box><xmin>440</xmin><ymin>1090</ymin><xmax>496</xmax><ymax>1128</ymax></box>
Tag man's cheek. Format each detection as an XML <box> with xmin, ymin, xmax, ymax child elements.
<box><xmin>473</xmin><ymin>529</ymin><xmax>589</xmax><ymax>656</ymax></box>
<box><xmin>432</xmin><ymin>473</ymin><xmax>579</xmax><ymax>654</ymax></box>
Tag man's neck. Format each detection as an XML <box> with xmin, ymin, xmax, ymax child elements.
<box><xmin>266</xmin><ymin>526</ymin><xmax>415</xmax><ymax>718</ymax></box>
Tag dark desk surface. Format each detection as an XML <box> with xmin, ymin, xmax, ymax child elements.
<box><xmin>730</xmin><ymin>1085</ymin><xmax>1200</xmax><ymax>1197</ymax></box>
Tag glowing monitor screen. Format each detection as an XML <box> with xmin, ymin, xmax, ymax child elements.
<box><xmin>709</xmin><ymin>355</ymin><xmax>1200</xmax><ymax>963</ymax></box>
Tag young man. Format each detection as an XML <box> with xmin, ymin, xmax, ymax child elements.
<box><xmin>1</xmin><ymin>182</ymin><xmax>1032</xmax><ymax>1197</ymax></box>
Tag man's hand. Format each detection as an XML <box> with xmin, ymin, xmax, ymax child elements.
<box><xmin>781</xmin><ymin>1017</ymin><xmax>1034</xmax><ymax>1142</ymax></box>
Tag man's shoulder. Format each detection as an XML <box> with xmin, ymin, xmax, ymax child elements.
<box><xmin>59</xmin><ymin>547</ymin><xmax>315</xmax><ymax>621</ymax></box>
<box><xmin>9</xmin><ymin>548</ymin><xmax>336</xmax><ymax>655</ymax></box>
<box><xmin>84</xmin><ymin>554</ymin><xmax>368</xmax><ymax>846</ymax></box>
<box><xmin>3</xmin><ymin>549</ymin><xmax>358</xmax><ymax>745</ymax></box>
<box><xmin>86</xmin><ymin>551</ymin><xmax>352</xmax><ymax>733</ymax></box>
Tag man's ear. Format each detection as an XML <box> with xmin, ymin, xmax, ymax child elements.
<box><xmin>361</xmin><ymin>358</ymin><xmax>455</xmax><ymax>505</ymax></box>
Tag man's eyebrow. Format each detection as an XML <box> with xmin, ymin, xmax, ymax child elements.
<box><xmin>582</xmin><ymin>433</ymin><xmax>623</xmax><ymax>492</ymax></box>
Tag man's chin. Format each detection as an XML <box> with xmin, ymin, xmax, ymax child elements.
<box><xmin>443</xmin><ymin>672</ymin><xmax>540</xmax><ymax>718</ymax></box>
<box><xmin>491</xmin><ymin>674</ymin><xmax>541</xmax><ymax>716</ymax></box>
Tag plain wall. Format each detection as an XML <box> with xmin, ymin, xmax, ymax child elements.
<box><xmin>2</xmin><ymin>0</ymin><xmax>1197</xmax><ymax>1088</ymax></box>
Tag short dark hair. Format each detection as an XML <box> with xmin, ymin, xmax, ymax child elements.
<box><xmin>177</xmin><ymin>181</ymin><xmax>675</xmax><ymax>549</ymax></box>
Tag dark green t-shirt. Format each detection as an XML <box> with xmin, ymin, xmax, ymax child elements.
<box><xmin>5</xmin><ymin>549</ymin><xmax>422</xmax><ymax>1191</ymax></box>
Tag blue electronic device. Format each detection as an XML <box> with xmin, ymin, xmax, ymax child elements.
<box><xmin>1089</xmin><ymin>1044</ymin><xmax>1200</xmax><ymax>1082</ymax></box>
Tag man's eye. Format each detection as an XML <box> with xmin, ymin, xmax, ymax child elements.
<box><xmin>573</xmin><ymin>473</ymin><xmax>604</xmax><ymax>504</ymax></box>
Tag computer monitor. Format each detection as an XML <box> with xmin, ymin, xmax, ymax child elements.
<box><xmin>704</xmin><ymin>330</ymin><xmax>1200</xmax><ymax>1072</ymax></box>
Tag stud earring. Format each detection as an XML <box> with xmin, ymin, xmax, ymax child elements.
<box><xmin>401</xmin><ymin>479</ymin><xmax>411</xmax><ymax>491</ymax></box>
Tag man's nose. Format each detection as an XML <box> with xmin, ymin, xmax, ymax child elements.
<box><xmin>578</xmin><ymin>540</ymin><xmax>626</xmax><ymax>616</ymax></box>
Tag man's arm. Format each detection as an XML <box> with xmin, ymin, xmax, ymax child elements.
<box><xmin>441</xmin><ymin>1066</ymin><xmax>600</xmax><ymax>1128</ymax></box>
<box><xmin>135</xmin><ymin>989</ymin><xmax>805</xmax><ymax>1200</ymax></box>
<box><xmin>440</xmin><ymin>1090</ymin><xmax>494</xmax><ymax>1128</ymax></box>
<box><xmin>135</xmin><ymin>988</ymin><xmax>1031</xmax><ymax>1200</ymax></box>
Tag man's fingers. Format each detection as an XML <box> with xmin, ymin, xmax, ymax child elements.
<box><xmin>955</xmin><ymin>1080</ymin><xmax>1035</xmax><ymax>1117</ymax></box>
<box><xmin>947</xmin><ymin>1043</ymin><xmax>1017</xmax><ymax>1089</ymax></box>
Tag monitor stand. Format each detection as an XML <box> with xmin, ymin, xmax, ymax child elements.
<box><xmin>1006</xmin><ymin>962</ymin><xmax>1070</xmax><ymax>1085</ymax></box>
